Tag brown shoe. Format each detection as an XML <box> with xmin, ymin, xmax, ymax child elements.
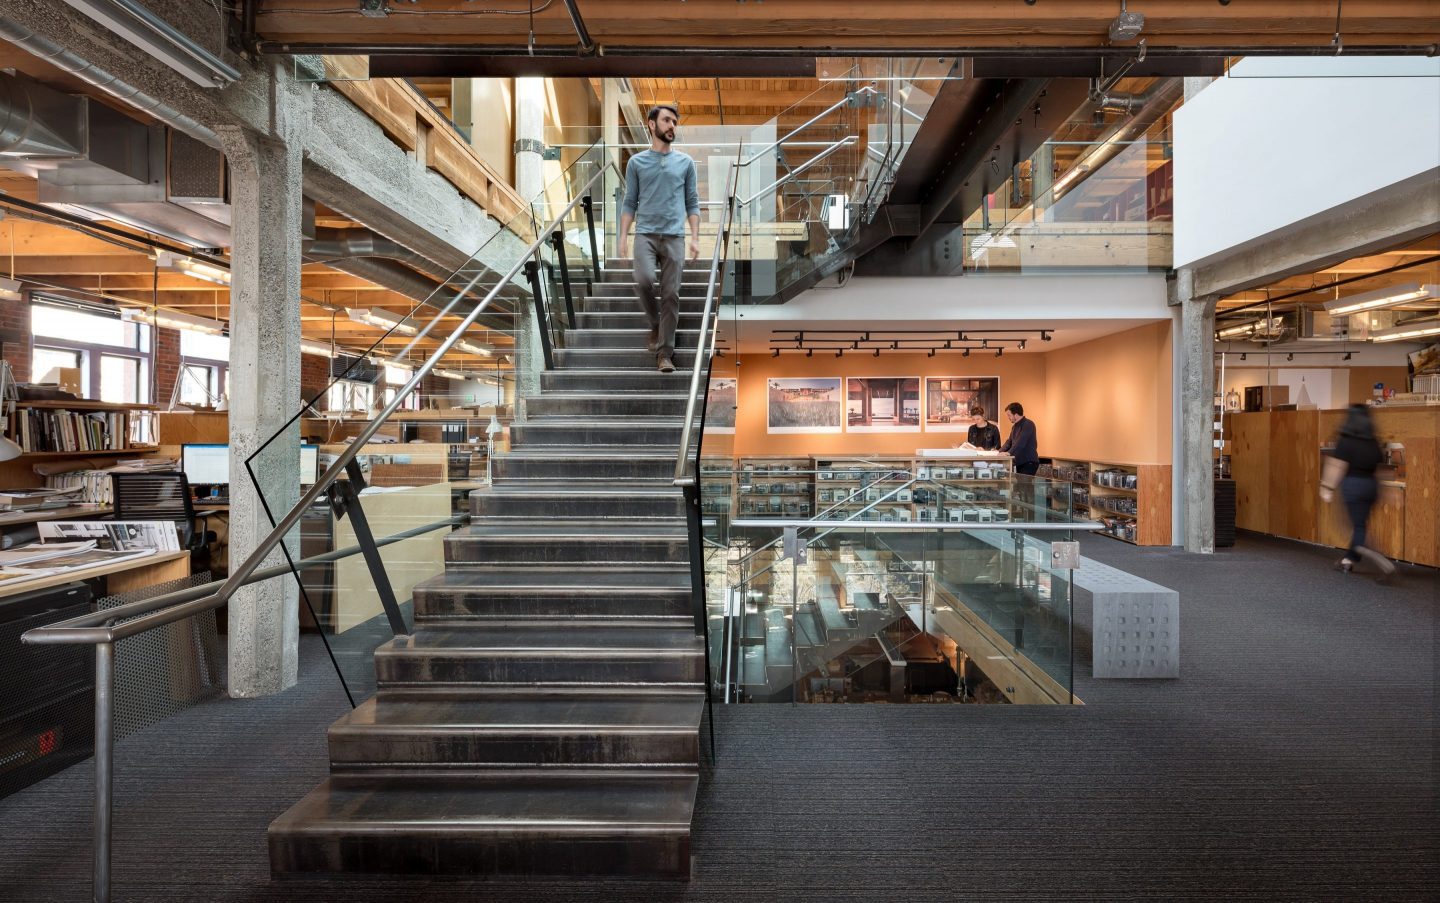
<box><xmin>647</xmin><ymin>328</ymin><xmax>660</xmax><ymax>353</ymax></box>
<box><xmin>657</xmin><ymin>356</ymin><xmax>675</xmax><ymax>373</ymax></box>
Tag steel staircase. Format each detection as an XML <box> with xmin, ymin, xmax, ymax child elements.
<box><xmin>267</xmin><ymin>259</ymin><xmax>714</xmax><ymax>879</ymax></box>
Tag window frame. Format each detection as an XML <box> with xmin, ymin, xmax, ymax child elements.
<box><xmin>29</xmin><ymin>299</ymin><xmax>153</xmax><ymax>403</ymax></box>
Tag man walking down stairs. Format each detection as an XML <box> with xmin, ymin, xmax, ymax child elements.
<box><xmin>267</xmin><ymin>258</ymin><xmax>715</xmax><ymax>879</ymax></box>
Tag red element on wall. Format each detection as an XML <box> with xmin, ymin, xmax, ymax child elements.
<box><xmin>38</xmin><ymin>729</ymin><xmax>57</xmax><ymax>755</ymax></box>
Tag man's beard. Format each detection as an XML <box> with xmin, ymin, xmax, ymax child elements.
<box><xmin>652</xmin><ymin>126</ymin><xmax>675</xmax><ymax>145</ymax></box>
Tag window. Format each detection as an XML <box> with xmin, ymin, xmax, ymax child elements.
<box><xmin>178</xmin><ymin>331</ymin><xmax>228</xmax><ymax>408</ymax></box>
<box><xmin>31</xmin><ymin>347</ymin><xmax>81</xmax><ymax>384</ymax></box>
<box><xmin>326</xmin><ymin>380</ymin><xmax>373</xmax><ymax>413</ymax></box>
<box><xmin>30</xmin><ymin>300</ymin><xmax>152</xmax><ymax>403</ymax></box>
<box><xmin>382</xmin><ymin>364</ymin><xmax>419</xmax><ymax>411</ymax></box>
<box><xmin>179</xmin><ymin>364</ymin><xmax>218</xmax><ymax>406</ymax></box>
<box><xmin>99</xmin><ymin>355</ymin><xmax>147</xmax><ymax>404</ymax></box>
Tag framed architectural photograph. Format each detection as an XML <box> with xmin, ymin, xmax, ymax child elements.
<box><xmin>845</xmin><ymin>377</ymin><xmax>921</xmax><ymax>432</ymax></box>
<box><xmin>924</xmin><ymin>377</ymin><xmax>1000</xmax><ymax>431</ymax></box>
<box><xmin>705</xmin><ymin>377</ymin><xmax>737</xmax><ymax>433</ymax></box>
<box><xmin>767</xmin><ymin>377</ymin><xmax>843</xmax><ymax>433</ymax></box>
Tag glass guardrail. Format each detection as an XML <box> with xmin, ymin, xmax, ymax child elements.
<box><xmin>240</xmin><ymin>144</ymin><xmax>611</xmax><ymax>703</ymax></box>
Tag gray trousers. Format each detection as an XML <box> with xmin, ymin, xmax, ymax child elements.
<box><xmin>632</xmin><ymin>233</ymin><xmax>684</xmax><ymax>359</ymax></box>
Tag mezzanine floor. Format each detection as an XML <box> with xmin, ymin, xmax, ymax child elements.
<box><xmin>1</xmin><ymin>533</ymin><xmax>1435</xmax><ymax>902</ymax></box>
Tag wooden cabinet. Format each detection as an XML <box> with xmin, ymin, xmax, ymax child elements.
<box><xmin>1042</xmin><ymin>457</ymin><xmax>1172</xmax><ymax>546</ymax></box>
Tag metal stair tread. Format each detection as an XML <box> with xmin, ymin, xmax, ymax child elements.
<box><xmin>496</xmin><ymin>448</ymin><xmax>680</xmax><ymax>459</ymax></box>
<box><xmin>386</xmin><ymin>623</ymin><xmax>702</xmax><ymax>652</ymax></box>
<box><xmin>271</xmin><ymin>772</ymin><xmax>698</xmax><ymax>835</ymax></box>
<box><xmin>335</xmin><ymin>692</ymin><xmax>703</xmax><ymax>733</ymax></box>
<box><xmin>416</xmin><ymin>568</ymin><xmax>690</xmax><ymax>589</ymax></box>
<box><xmin>475</xmin><ymin>485</ymin><xmax>683</xmax><ymax>496</ymax></box>
<box><xmin>454</xmin><ymin>522</ymin><xmax>687</xmax><ymax>538</ymax></box>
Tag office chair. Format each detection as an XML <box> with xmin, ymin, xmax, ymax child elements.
<box><xmin>110</xmin><ymin>472</ymin><xmax>214</xmax><ymax>573</ymax></box>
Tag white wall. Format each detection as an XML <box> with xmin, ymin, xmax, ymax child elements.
<box><xmin>1174</xmin><ymin>57</ymin><xmax>1440</xmax><ymax>268</ymax></box>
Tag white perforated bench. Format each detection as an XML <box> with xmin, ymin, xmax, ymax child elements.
<box><xmin>1071</xmin><ymin>558</ymin><xmax>1179</xmax><ymax>679</ymax></box>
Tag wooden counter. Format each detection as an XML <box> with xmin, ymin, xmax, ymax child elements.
<box><xmin>1225</xmin><ymin>407</ymin><xmax>1438</xmax><ymax>567</ymax></box>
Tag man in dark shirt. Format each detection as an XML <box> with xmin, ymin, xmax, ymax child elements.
<box><xmin>965</xmin><ymin>405</ymin><xmax>1001</xmax><ymax>450</ymax></box>
<box><xmin>1000</xmin><ymin>402</ymin><xmax>1039</xmax><ymax>475</ymax></box>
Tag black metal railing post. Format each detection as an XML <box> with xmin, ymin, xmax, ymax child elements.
<box><xmin>523</xmin><ymin>258</ymin><xmax>555</xmax><ymax>370</ymax></box>
<box><xmin>581</xmin><ymin>194</ymin><xmax>599</xmax><ymax>293</ymax></box>
<box><xmin>549</xmin><ymin>230</ymin><xmax>577</xmax><ymax>329</ymax></box>
<box><xmin>331</xmin><ymin>459</ymin><xmax>408</xmax><ymax>636</ymax></box>
<box><xmin>681</xmin><ymin>479</ymin><xmax>717</xmax><ymax>764</ymax></box>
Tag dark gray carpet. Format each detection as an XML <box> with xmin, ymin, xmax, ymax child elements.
<box><xmin>1</xmin><ymin>533</ymin><xmax>1435</xmax><ymax>901</ymax></box>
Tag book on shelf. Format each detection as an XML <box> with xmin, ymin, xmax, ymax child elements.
<box><xmin>0</xmin><ymin>487</ymin><xmax>84</xmax><ymax>511</ymax></box>
<box><xmin>11</xmin><ymin>408</ymin><xmax>131</xmax><ymax>453</ymax></box>
<box><xmin>42</xmin><ymin>459</ymin><xmax>178</xmax><ymax>505</ymax></box>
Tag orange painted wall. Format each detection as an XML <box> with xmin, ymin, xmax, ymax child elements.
<box><xmin>724</xmin><ymin>352</ymin><xmax>1048</xmax><ymax>457</ymax></box>
<box><xmin>719</xmin><ymin>321</ymin><xmax>1173</xmax><ymax>466</ymax></box>
<box><xmin>1042</xmin><ymin>321</ymin><xmax>1173</xmax><ymax>464</ymax></box>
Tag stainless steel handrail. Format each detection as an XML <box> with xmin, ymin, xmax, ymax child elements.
<box><xmin>23</xmin><ymin>514</ymin><xmax>467</xmax><ymax>646</ymax></box>
<box><xmin>739</xmin><ymin>136</ymin><xmax>859</xmax><ymax>207</ymax></box>
<box><xmin>23</xmin><ymin>161</ymin><xmax>619</xmax><ymax>651</ymax></box>
<box><xmin>730</xmin><ymin>520</ymin><xmax>1103</xmax><ymax>530</ymax></box>
<box><xmin>739</xmin><ymin>85</ymin><xmax>876</xmax><ymax>166</ymax></box>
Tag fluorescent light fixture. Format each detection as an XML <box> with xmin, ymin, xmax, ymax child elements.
<box><xmin>432</xmin><ymin>368</ymin><xmax>474</xmax><ymax>381</ymax></box>
<box><xmin>1217</xmin><ymin>317</ymin><xmax>1285</xmax><ymax>341</ymax></box>
<box><xmin>121</xmin><ymin>307</ymin><xmax>226</xmax><ymax>336</ymax></box>
<box><xmin>59</xmin><ymin>0</ymin><xmax>242</xmax><ymax>88</ymax></box>
<box><xmin>157</xmin><ymin>250</ymin><xmax>230</xmax><ymax>286</ymax></box>
<box><xmin>0</xmin><ymin>276</ymin><xmax>21</xmax><ymax>301</ymax></box>
<box><xmin>453</xmin><ymin>340</ymin><xmax>493</xmax><ymax>358</ymax></box>
<box><xmin>299</xmin><ymin>339</ymin><xmax>340</xmax><ymax>358</ymax></box>
<box><xmin>1324</xmin><ymin>282</ymin><xmax>1437</xmax><ymax>317</ymax></box>
<box><xmin>1368</xmin><ymin>318</ymin><xmax>1440</xmax><ymax>343</ymax></box>
<box><xmin>346</xmin><ymin>307</ymin><xmax>419</xmax><ymax>336</ymax></box>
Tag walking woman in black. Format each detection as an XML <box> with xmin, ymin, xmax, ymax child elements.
<box><xmin>1320</xmin><ymin>404</ymin><xmax>1396</xmax><ymax>580</ymax></box>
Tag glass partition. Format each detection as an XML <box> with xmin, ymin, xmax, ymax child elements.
<box><xmin>697</xmin><ymin>461</ymin><xmax>1089</xmax><ymax>706</ymax></box>
<box><xmin>242</xmin><ymin>144</ymin><xmax>611</xmax><ymax>703</ymax></box>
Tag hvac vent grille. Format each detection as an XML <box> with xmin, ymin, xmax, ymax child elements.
<box><xmin>167</xmin><ymin>129</ymin><xmax>226</xmax><ymax>204</ymax></box>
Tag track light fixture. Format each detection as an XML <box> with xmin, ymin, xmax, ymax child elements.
<box><xmin>1041</xmin><ymin>331</ymin><xmax>1052</xmax><ymax>342</ymax></box>
<box><xmin>1287</xmin><ymin>352</ymin><xmax>1294</xmax><ymax>361</ymax></box>
<box><xmin>1344</xmin><ymin>352</ymin><xmax>1353</xmax><ymax>361</ymax></box>
<box><xmin>873</xmin><ymin>349</ymin><xmax>880</xmax><ymax>357</ymax></box>
<box><xmin>772</xmin><ymin>349</ymin><xmax>780</xmax><ymax>358</ymax></box>
<box><xmin>806</xmin><ymin>349</ymin><xmax>813</xmax><ymax>357</ymax></box>
<box><xmin>1019</xmin><ymin>340</ymin><xmax>1026</xmax><ymax>350</ymax></box>
<box><xmin>927</xmin><ymin>349</ymin><xmax>935</xmax><ymax>358</ymax></box>
<box><xmin>962</xmin><ymin>349</ymin><xmax>970</xmax><ymax>358</ymax></box>
<box><xmin>995</xmin><ymin>348</ymin><xmax>1003</xmax><ymax>357</ymax></box>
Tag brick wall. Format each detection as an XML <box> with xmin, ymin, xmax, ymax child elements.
<box><xmin>301</xmin><ymin>352</ymin><xmax>331</xmax><ymax>410</ymax></box>
<box><xmin>153</xmin><ymin>325</ymin><xmax>180</xmax><ymax>404</ymax></box>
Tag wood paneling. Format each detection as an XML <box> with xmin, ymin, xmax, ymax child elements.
<box><xmin>1226</xmin><ymin>413</ymin><xmax>1271</xmax><ymax>533</ymax></box>
<box><xmin>156</xmin><ymin>413</ymin><xmax>228</xmax><ymax>446</ymax></box>
<box><xmin>1230</xmin><ymin>408</ymin><xmax>1439</xmax><ymax>568</ymax></box>
<box><xmin>1136</xmin><ymin>464</ymin><xmax>1172</xmax><ymax>547</ymax></box>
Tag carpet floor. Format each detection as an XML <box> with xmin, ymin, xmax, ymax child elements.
<box><xmin>1</xmin><ymin>532</ymin><xmax>1435</xmax><ymax>902</ymax></box>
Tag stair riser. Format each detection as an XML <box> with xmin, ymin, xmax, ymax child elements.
<box><xmin>590</xmin><ymin>284</ymin><xmax>710</xmax><ymax>297</ymax></box>
<box><xmin>328</xmin><ymin>729</ymin><xmax>698</xmax><ymax>769</ymax></box>
<box><xmin>446</xmin><ymin>536</ymin><xmax>688</xmax><ymax>565</ymax></box>
<box><xmin>526</xmin><ymin>396</ymin><xmax>690</xmax><ymax>418</ymax></box>
<box><xmin>471</xmin><ymin>494</ymin><xmax>685</xmax><ymax>519</ymax></box>
<box><xmin>492</xmin><ymin>457</ymin><xmax>676</xmax><ymax>481</ymax></box>
<box><xmin>555</xmin><ymin>349</ymin><xmax>699</xmax><ymax>369</ymax></box>
<box><xmin>581</xmin><ymin>298</ymin><xmax>708</xmax><ymax>314</ymax></box>
<box><xmin>376</xmin><ymin>652</ymin><xmax>704</xmax><ymax>686</ymax></box>
<box><xmin>269</xmin><ymin>832</ymin><xmax>691</xmax><ymax>879</ymax></box>
<box><xmin>575</xmin><ymin>312</ymin><xmax>705</xmax><ymax>330</ymax></box>
<box><xmin>413</xmin><ymin>589</ymin><xmax>692</xmax><ymax>621</ymax></box>
<box><xmin>539</xmin><ymin>371</ymin><xmax>694</xmax><ymax>393</ymax></box>
<box><xmin>566</xmin><ymin>331</ymin><xmax>701</xmax><ymax>350</ymax></box>
<box><xmin>510</xmin><ymin>423</ymin><xmax>685</xmax><ymax>446</ymax></box>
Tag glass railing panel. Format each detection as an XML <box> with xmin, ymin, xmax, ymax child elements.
<box><xmin>238</xmin><ymin>147</ymin><xmax>609</xmax><ymax>704</ymax></box>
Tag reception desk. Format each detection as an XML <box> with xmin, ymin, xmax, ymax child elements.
<box><xmin>1225</xmin><ymin>407</ymin><xmax>1438</xmax><ymax>567</ymax></box>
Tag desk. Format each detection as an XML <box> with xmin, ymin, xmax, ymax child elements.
<box><xmin>0</xmin><ymin>550</ymin><xmax>191</xmax><ymax>599</ymax></box>
<box><xmin>0</xmin><ymin>505</ymin><xmax>113</xmax><ymax>529</ymax></box>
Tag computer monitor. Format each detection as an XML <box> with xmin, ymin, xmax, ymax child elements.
<box><xmin>181</xmin><ymin>444</ymin><xmax>230</xmax><ymax>487</ymax></box>
<box><xmin>183</xmin><ymin>443</ymin><xmax>320</xmax><ymax>487</ymax></box>
<box><xmin>300</xmin><ymin>445</ymin><xmax>318</xmax><ymax>485</ymax></box>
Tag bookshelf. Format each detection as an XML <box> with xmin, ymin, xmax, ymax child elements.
<box><xmin>1040</xmin><ymin>457</ymin><xmax>1172</xmax><ymax>545</ymax></box>
<box><xmin>736</xmin><ymin>457</ymin><xmax>813</xmax><ymax>518</ymax></box>
<box><xmin>8</xmin><ymin>400</ymin><xmax>156</xmax><ymax>456</ymax></box>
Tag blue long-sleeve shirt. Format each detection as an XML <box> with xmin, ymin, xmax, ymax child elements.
<box><xmin>1001</xmin><ymin>417</ymin><xmax>1038</xmax><ymax>466</ymax></box>
<box><xmin>622</xmin><ymin>148</ymin><xmax>700</xmax><ymax>236</ymax></box>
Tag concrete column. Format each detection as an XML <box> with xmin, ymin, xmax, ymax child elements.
<box><xmin>1177</xmin><ymin>266</ymin><xmax>1219</xmax><ymax>554</ymax></box>
<box><xmin>512</xmin><ymin>77</ymin><xmax>547</xmax><ymax>404</ymax></box>
<box><xmin>217</xmin><ymin>67</ymin><xmax>309</xmax><ymax>698</ymax></box>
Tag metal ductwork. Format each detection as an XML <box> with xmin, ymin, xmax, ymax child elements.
<box><xmin>1051</xmin><ymin>77</ymin><xmax>1183</xmax><ymax>203</ymax></box>
<box><xmin>0</xmin><ymin>16</ymin><xmax>219</xmax><ymax>148</ymax></box>
<box><xmin>1092</xmin><ymin>76</ymin><xmax>1182</xmax><ymax>116</ymax></box>
<box><xmin>304</xmin><ymin>227</ymin><xmax>456</xmax><ymax>284</ymax></box>
<box><xmin>0</xmin><ymin>69</ymin><xmax>232</xmax><ymax>248</ymax></box>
